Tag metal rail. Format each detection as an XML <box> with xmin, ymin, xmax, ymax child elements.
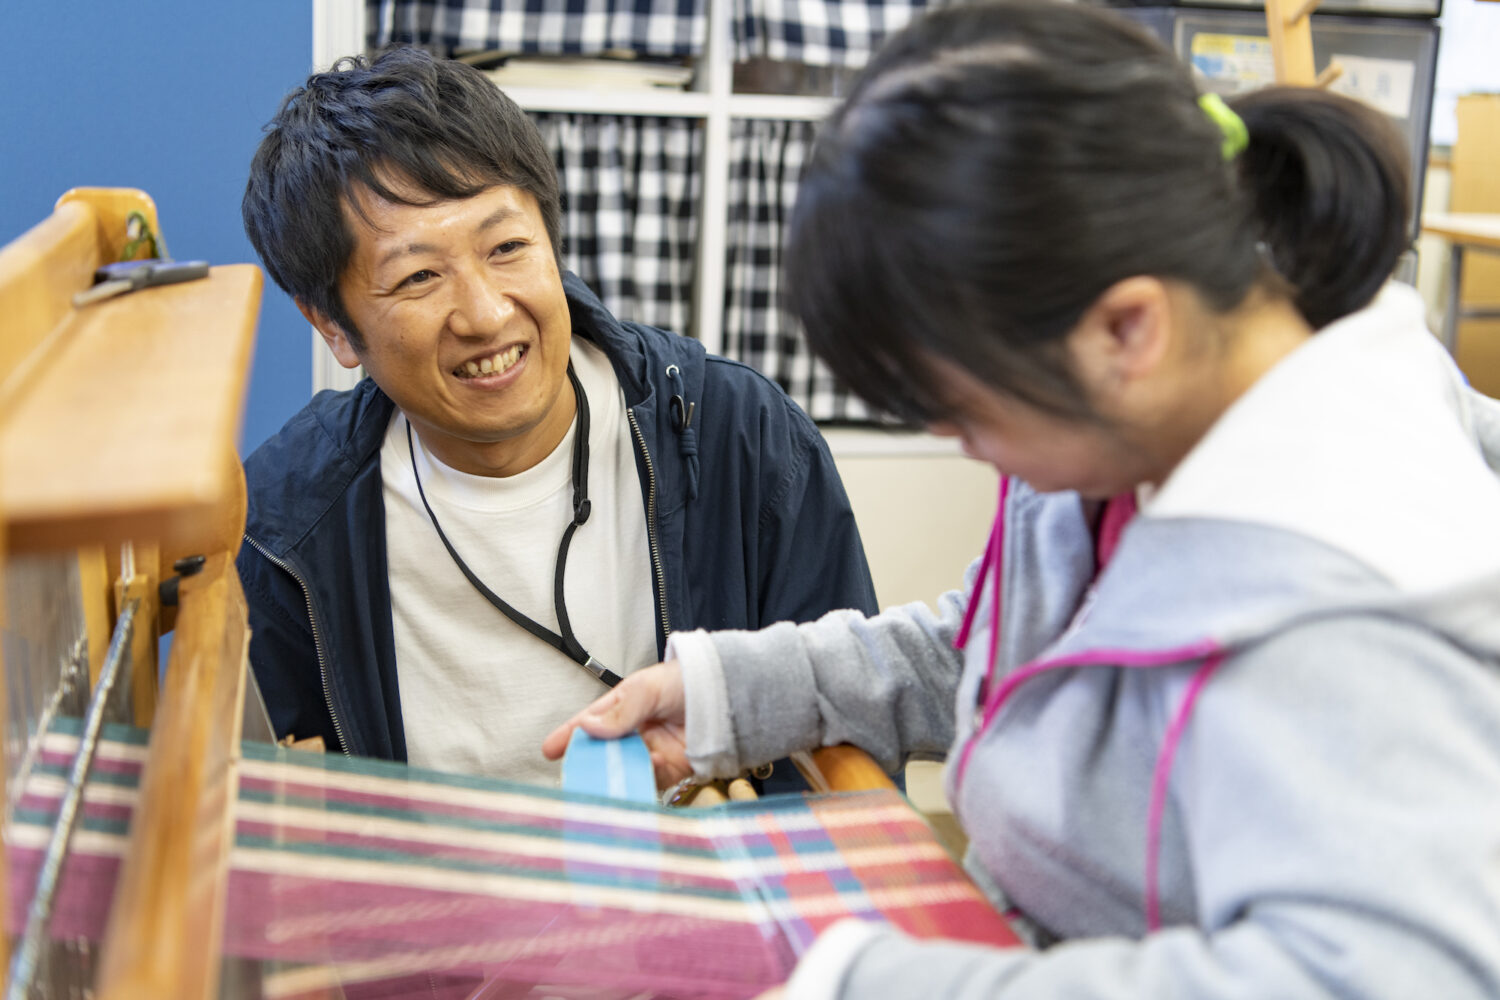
<box><xmin>5</xmin><ymin>598</ymin><xmax>139</xmax><ymax>1000</ymax></box>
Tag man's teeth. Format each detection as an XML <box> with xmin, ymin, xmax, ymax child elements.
<box><xmin>457</xmin><ymin>345</ymin><xmax>524</xmax><ymax>378</ymax></box>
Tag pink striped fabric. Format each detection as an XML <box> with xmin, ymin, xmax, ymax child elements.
<box><xmin>9</xmin><ymin>720</ymin><xmax>1021</xmax><ymax>999</ymax></box>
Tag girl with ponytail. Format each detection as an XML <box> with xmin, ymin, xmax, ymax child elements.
<box><xmin>548</xmin><ymin>3</ymin><xmax>1500</xmax><ymax>997</ymax></box>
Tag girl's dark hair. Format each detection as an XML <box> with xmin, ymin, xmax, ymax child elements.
<box><xmin>242</xmin><ymin>46</ymin><xmax>561</xmax><ymax>349</ymax></box>
<box><xmin>784</xmin><ymin>0</ymin><xmax>1411</xmax><ymax>424</ymax></box>
<box><xmin>1232</xmin><ymin>85</ymin><xmax>1410</xmax><ymax>329</ymax></box>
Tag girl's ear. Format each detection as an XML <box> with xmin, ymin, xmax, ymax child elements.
<box><xmin>1065</xmin><ymin>276</ymin><xmax>1173</xmax><ymax>403</ymax></box>
<box><xmin>297</xmin><ymin>299</ymin><xmax>363</xmax><ymax>370</ymax></box>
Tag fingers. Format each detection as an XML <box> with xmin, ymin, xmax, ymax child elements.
<box><xmin>647</xmin><ymin>749</ymin><xmax>694</xmax><ymax>788</ymax></box>
<box><xmin>541</xmin><ymin>661</ymin><xmax>686</xmax><ymax>760</ymax></box>
<box><xmin>641</xmin><ymin>723</ymin><xmax>693</xmax><ymax>788</ymax></box>
<box><xmin>538</xmin><ymin>663</ymin><xmax>695</xmax><ymax>791</ymax></box>
<box><xmin>541</xmin><ymin>697</ymin><xmax>607</xmax><ymax>760</ymax></box>
<box><xmin>576</xmin><ymin>675</ymin><xmax>656</xmax><ymax>739</ymax></box>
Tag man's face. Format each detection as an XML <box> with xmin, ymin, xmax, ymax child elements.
<box><xmin>313</xmin><ymin>181</ymin><xmax>574</xmax><ymax>477</ymax></box>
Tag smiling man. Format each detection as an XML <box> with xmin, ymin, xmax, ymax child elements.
<box><xmin>237</xmin><ymin>47</ymin><xmax>876</xmax><ymax>785</ymax></box>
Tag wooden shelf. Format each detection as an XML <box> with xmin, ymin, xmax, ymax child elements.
<box><xmin>1423</xmin><ymin>212</ymin><xmax>1500</xmax><ymax>252</ymax></box>
<box><xmin>726</xmin><ymin>92</ymin><xmax>837</xmax><ymax>121</ymax></box>
<box><xmin>506</xmin><ymin>85</ymin><xmax>713</xmax><ymax>117</ymax></box>
<box><xmin>506</xmin><ymin>85</ymin><xmax>837</xmax><ymax>122</ymax></box>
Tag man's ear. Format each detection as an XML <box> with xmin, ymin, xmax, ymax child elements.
<box><xmin>297</xmin><ymin>299</ymin><xmax>362</xmax><ymax>370</ymax></box>
<box><xmin>1066</xmin><ymin>276</ymin><xmax>1172</xmax><ymax>398</ymax></box>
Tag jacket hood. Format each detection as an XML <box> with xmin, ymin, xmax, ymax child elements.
<box><xmin>562</xmin><ymin>271</ymin><xmax>708</xmax><ymax>412</ymax></box>
<box><xmin>561</xmin><ymin>271</ymin><xmax>708</xmax><ymax>508</ymax></box>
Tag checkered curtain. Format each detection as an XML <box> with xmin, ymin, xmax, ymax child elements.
<box><xmin>367</xmin><ymin>0</ymin><xmax>707</xmax><ymax>57</ymax></box>
<box><xmin>532</xmin><ymin>113</ymin><xmax>702</xmax><ymax>338</ymax></box>
<box><xmin>724</xmin><ymin>118</ymin><xmax>875</xmax><ymax>422</ymax></box>
<box><xmin>369</xmin><ymin>0</ymin><xmax>905</xmax><ymax>421</ymax></box>
<box><xmin>731</xmin><ymin>0</ymin><xmax>937</xmax><ymax>66</ymax></box>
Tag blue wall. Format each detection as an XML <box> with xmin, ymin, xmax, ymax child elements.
<box><xmin>2</xmin><ymin>2</ymin><xmax>314</xmax><ymax>455</ymax></box>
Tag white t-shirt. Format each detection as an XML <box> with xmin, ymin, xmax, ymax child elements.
<box><xmin>382</xmin><ymin>338</ymin><xmax>657</xmax><ymax>785</ymax></box>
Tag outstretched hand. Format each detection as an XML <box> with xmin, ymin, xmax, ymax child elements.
<box><xmin>542</xmin><ymin>660</ymin><xmax>693</xmax><ymax>788</ymax></box>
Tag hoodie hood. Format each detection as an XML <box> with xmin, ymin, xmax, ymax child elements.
<box><xmin>991</xmin><ymin>283</ymin><xmax>1500</xmax><ymax>672</ymax></box>
<box><xmin>1144</xmin><ymin>282</ymin><xmax>1500</xmax><ymax>594</ymax></box>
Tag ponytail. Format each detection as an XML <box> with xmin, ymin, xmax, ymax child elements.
<box><xmin>785</xmin><ymin>4</ymin><xmax>1412</xmax><ymax>425</ymax></box>
<box><xmin>1229</xmin><ymin>87</ymin><xmax>1410</xmax><ymax>329</ymax></box>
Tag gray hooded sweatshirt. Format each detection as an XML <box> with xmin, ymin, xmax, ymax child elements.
<box><xmin>666</xmin><ymin>284</ymin><xmax>1500</xmax><ymax>1000</ymax></box>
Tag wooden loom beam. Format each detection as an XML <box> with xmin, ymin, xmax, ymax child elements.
<box><xmin>801</xmin><ymin>744</ymin><xmax>899</xmax><ymax>792</ymax></box>
<box><xmin>674</xmin><ymin>745</ymin><xmax>899</xmax><ymax>806</ymax></box>
<box><xmin>0</xmin><ymin>250</ymin><xmax>260</xmax><ymax>558</ymax></box>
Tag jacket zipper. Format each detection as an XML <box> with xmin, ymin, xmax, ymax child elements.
<box><xmin>626</xmin><ymin>409</ymin><xmax>672</xmax><ymax>647</ymax></box>
<box><xmin>243</xmin><ymin>533</ymin><xmax>353</xmax><ymax>757</ymax></box>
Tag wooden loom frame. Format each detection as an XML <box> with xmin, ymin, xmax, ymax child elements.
<box><xmin>0</xmin><ymin>187</ymin><xmax>260</xmax><ymax>998</ymax></box>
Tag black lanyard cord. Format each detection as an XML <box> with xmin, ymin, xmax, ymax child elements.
<box><xmin>406</xmin><ymin>361</ymin><xmax>622</xmax><ymax>688</ymax></box>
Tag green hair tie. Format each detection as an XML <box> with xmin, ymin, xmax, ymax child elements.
<box><xmin>1198</xmin><ymin>93</ymin><xmax>1249</xmax><ymax>161</ymax></box>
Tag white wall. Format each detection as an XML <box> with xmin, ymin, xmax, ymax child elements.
<box><xmin>824</xmin><ymin>430</ymin><xmax>996</xmax><ymax>823</ymax></box>
<box><xmin>824</xmin><ymin>430</ymin><xmax>998</xmax><ymax>612</ymax></box>
<box><xmin>1430</xmin><ymin>0</ymin><xmax>1500</xmax><ymax>147</ymax></box>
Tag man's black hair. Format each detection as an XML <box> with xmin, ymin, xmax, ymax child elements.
<box><xmin>242</xmin><ymin>46</ymin><xmax>562</xmax><ymax>350</ymax></box>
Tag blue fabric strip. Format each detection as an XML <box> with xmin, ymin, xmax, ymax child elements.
<box><xmin>561</xmin><ymin>729</ymin><xmax>658</xmax><ymax>804</ymax></box>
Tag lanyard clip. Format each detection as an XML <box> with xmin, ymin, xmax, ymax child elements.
<box><xmin>582</xmin><ymin>656</ymin><xmax>623</xmax><ymax>688</ymax></box>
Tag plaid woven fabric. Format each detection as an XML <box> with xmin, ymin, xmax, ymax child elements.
<box><xmin>367</xmin><ymin>0</ymin><xmax>708</xmax><ymax>58</ymax></box>
<box><xmin>732</xmin><ymin>0</ymin><xmax>938</xmax><ymax>66</ymax></box>
<box><xmin>724</xmin><ymin>118</ymin><xmax>879</xmax><ymax>422</ymax></box>
<box><xmin>14</xmin><ymin>720</ymin><xmax>1020</xmax><ymax>999</ymax></box>
<box><xmin>533</xmin><ymin>112</ymin><xmax>703</xmax><ymax>339</ymax></box>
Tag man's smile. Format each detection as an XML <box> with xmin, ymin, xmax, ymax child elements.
<box><xmin>454</xmin><ymin>343</ymin><xmax>526</xmax><ymax>380</ymax></box>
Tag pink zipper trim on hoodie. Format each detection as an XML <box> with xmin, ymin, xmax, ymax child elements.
<box><xmin>954</xmin><ymin>478</ymin><xmax>1008</xmax><ymax>663</ymax></box>
<box><xmin>961</xmin><ymin>639</ymin><xmax>1224</xmax><ymax>774</ymax></box>
<box><xmin>1145</xmin><ymin>652</ymin><xmax>1224</xmax><ymax>931</ymax></box>
<box><xmin>955</xmin><ymin>637</ymin><xmax>1228</xmax><ymax>932</ymax></box>
<box><xmin>953</xmin><ymin>478</ymin><xmax>1009</xmax><ymax>787</ymax></box>
<box><xmin>951</xmin><ymin>483</ymin><xmax>1226</xmax><ymax>930</ymax></box>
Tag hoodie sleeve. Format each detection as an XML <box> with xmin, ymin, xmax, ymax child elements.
<box><xmin>783</xmin><ymin>611</ymin><xmax>1500</xmax><ymax>1000</ymax></box>
<box><xmin>670</xmin><ymin>575</ymin><xmax>974</xmax><ymax>778</ymax></box>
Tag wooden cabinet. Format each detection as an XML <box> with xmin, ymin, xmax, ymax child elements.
<box><xmin>1448</xmin><ymin>95</ymin><xmax>1500</xmax><ymax>395</ymax></box>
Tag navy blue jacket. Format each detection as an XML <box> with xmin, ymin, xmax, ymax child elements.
<box><xmin>237</xmin><ymin>273</ymin><xmax>878</xmax><ymax>760</ymax></box>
